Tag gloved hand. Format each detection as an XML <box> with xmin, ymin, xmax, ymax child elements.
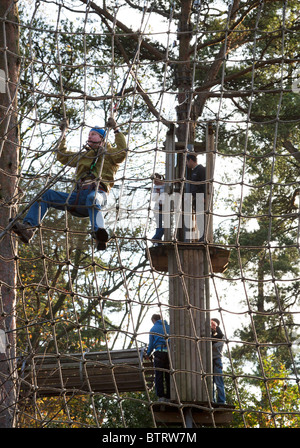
<box><xmin>106</xmin><ymin>117</ymin><xmax>117</xmax><ymax>129</ymax></box>
<box><xmin>59</xmin><ymin>118</ymin><xmax>69</xmax><ymax>131</ymax></box>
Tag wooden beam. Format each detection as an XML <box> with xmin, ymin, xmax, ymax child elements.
<box><xmin>19</xmin><ymin>349</ymin><xmax>154</xmax><ymax>397</ymax></box>
<box><xmin>169</xmin><ymin>247</ymin><xmax>210</xmax><ymax>403</ymax></box>
<box><xmin>175</xmin><ymin>141</ymin><xmax>206</xmax><ymax>153</ymax></box>
<box><xmin>205</xmin><ymin>123</ymin><xmax>215</xmax><ymax>243</ymax></box>
<box><xmin>148</xmin><ymin>244</ymin><xmax>230</xmax><ymax>274</ymax></box>
<box><xmin>153</xmin><ymin>402</ymin><xmax>235</xmax><ymax>427</ymax></box>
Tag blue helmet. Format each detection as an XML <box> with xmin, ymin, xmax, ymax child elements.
<box><xmin>91</xmin><ymin>127</ymin><xmax>106</xmax><ymax>138</ymax></box>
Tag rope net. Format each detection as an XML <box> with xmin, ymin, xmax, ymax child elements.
<box><xmin>0</xmin><ymin>0</ymin><xmax>299</xmax><ymax>428</ymax></box>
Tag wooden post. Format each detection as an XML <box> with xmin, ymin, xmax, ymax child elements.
<box><xmin>169</xmin><ymin>246</ymin><xmax>211</xmax><ymax>402</ymax></box>
<box><xmin>164</xmin><ymin>125</ymin><xmax>176</xmax><ymax>242</ymax></box>
<box><xmin>206</xmin><ymin>123</ymin><xmax>215</xmax><ymax>243</ymax></box>
<box><xmin>167</xmin><ymin>123</ymin><xmax>215</xmax><ymax>404</ymax></box>
<box><xmin>0</xmin><ymin>1</ymin><xmax>20</xmax><ymax>428</ymax></box>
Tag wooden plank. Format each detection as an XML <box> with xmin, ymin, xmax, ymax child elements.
<box><xmin>175</xmin><ymin>141</ymin><xmax>206</xmax><ymax>153</ymax></box>
<box><xmin>189</xmin><ymin>249</ymin><xmax>198</xmax><ymax>402</ymax></box>
<box><xmin>205</xmin><ymin>123</ymin><xmax>215</xmax><ymax>244</ymax></box>
<box><xmin>169</xmin><ymin>247</ymin><xmax>209</xmax><ymax>403</ymax></box>
<box><xmin>148</xmin><ymin>245</ymin><xmax>230</xmax><ymax>274</ymax></box>
<box><xmin>25</xmin><ymin>349</ymin><xmax>147</xmax><ymax>366</ymax></box>
<box><xmin>184</xmin><ymin>248</ymin><xmax>192</xmax><ymax>401</ymax></box>
<box><xmin>21</xmin><ymin>375</ymin><xmax>152</xmax><ymax>396</ymax></box>
<box><xmin>154</xmin><ymin>409</ymin><xmax>233</xmax><ymax>426</ymax></box>
<box><xmin>194</xmin><ymin>249</ymin><xmax>202</xmax><ymax>400</ymax></box>
<box><xmin>153</xmin><ymin>402</ymin><xmax>235</xmax><ymax>427</ymax></box>
<box><xmin>19</xmin><ymin>348</ymin><xmax>154</xmax><ymax>397</ymax></box>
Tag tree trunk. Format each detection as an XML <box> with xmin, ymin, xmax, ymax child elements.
<box><xmin>174</xmin><ymin>0</ymin><xmax>193</xmax><ymax>243</ymax></box>
<box><xmin>0</xmin><ymin>0</ymin><xmax>20</xmax><ymax>428</ymax></box>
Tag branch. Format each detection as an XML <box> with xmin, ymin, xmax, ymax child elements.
<box><xmin>53</xmin><ymin>257</ymin><xmax>149</xmax><ymax>341</ymax></box>
<box><xmin>124</xmin><ymin>0</ymin><xmax>180</xmax><ymax>20</ymax></box>
<box><xmin>193</xmin><ymin>57</ymin><xmax>297</xmax><ymax>114</ymax></box>
<box><xmin>191</xmin><ymin>0</ymin><xmax>260</xmax><ymax>55</ymax></box>
<box><xmin>283</xmin><ymin>140</ymin><xmax>300</xmax><ymax>166</ymax></box>
<box><xmin>79</xmin><ymin>0</ymin><xmax>165</xmax><ymax>61</ymax></box>
<box><xmin>192</xmin><ymin>0</ymin><xmax>241</xmax><ymax>117</ymax></box>
<box><xmin>102</xmin><ymin>15</ymin><xmax>171</xmax><ymax>127</ymax></box>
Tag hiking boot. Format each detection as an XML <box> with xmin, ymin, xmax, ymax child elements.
<box><xmin>11</xmin><ymin>221</ymin><xmax>35</xmax><ymax>244</ymax></box>
<box><xmin>96</xmin><ymin>240</ymin><xmax>107</xmax><ymax>251</ymax></box>
<box><xmin>95</xmin><ymin>228</ymin><xmax>109</xmax><ymax>242</ymax></box>
<box><xmin>92</xmin><ymin>228</ymin><xmax>109</xmax><ymax>251</ymax></box>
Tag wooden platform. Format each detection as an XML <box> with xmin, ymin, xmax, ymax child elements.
<box><xmin>19</xmin><ymin>348</ymin><xmax>154</xmax><ymax>397</ymax></box>
<box><xmin>153</xmin><ymin>401</ymin><xmax>235</xmax><ymax>427</ymax></box>
<box><xmin>147</xmin><ymin>244</ymin><xmax>230</xmax><ymax>273</ymax></box>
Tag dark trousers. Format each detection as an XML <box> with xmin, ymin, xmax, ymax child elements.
<box><xmin>154</xmin><ymin>351</ymin><xmax>170</xmax><ymax>399</ymax></box>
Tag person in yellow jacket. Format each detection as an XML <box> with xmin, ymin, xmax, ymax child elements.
<box><xmin>12</xmin><ymin>117</ymin><xmax>127</xmax><ymax>250</ymax></box>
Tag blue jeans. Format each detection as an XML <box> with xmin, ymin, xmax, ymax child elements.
<box><xmin>24</xmin><ymin>188</ymin><xmax>107</xmax><ymax>232</ymax></box>
<box><xmin>213</xmin><ymin>358</ymin><xmax>226</xmax><ymax>404</ymax></box>
<box><xmin>152</xmin><ymin>227</ymin><xmax>164</xmax><ymax>241</ymax></box>
<box><xmin>152</xmin><ymin>205</ymin><xmax>164</xmax><ymax>241</ymax></box>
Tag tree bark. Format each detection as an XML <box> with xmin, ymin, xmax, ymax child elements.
<box><xmin>176</xmin><ymin>0</ymin><xmax>193</xmax><ymax>144</ymax></box>
<box><xmin>0</xmin><ymin>0</ymin><xmax>20</xmax><ymax>428</ymax></box>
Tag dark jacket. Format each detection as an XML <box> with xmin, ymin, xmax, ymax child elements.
<box><xmin>190</xmin><ymin>164</ymin><xmax>206</xmax><ymax>195</ymax></box>
<box><xmin>211</xmin><ymin>326</ymin><xmax>224</xmax><ymax>360</ymax></box>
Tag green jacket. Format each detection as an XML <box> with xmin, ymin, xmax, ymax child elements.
<box><xmin>57</xmin><ymin>131</ymin><xmax>127</xmax><ymax>193</ymax></box>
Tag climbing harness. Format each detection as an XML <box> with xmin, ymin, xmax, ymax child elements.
<box><xmin>68</xmin><ymin>145</ymin><xmax>107</xmax><ymax>216</ymax></box>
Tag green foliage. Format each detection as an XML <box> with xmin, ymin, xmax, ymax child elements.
<box><xmin>94</xmin><ymin>391</ymin><xmax>156</xmax><ymax>428</ymax></box>
<box><xmin>225</xmin><ymin>355</ymin><xmax>300</xmax><ymax>428</ymax></box>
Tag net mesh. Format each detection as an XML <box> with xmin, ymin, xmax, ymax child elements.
<box><xmin>0</xmin><ymin>0</ymin><xmax>299</xmax><ymax>428</ymax></box>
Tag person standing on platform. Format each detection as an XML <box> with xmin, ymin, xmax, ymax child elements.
<box><xmin>211</xmin><ymin>318</ymin><xmax>226</xmax><ymax>404</ymax></box>
<box><xmin>146</xmin><ymin>314</ymin><xmax>170</xmax><ymax>401</ymax></box>
<box><xmin>186</xmin><ymin>154</ymin><xmax>206</xmax><ymax>241</ymax></box>
<box><xmin>151</xmin><ymin>173</ymin><xmax>165</xmax><ymax>245</ymax></box>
